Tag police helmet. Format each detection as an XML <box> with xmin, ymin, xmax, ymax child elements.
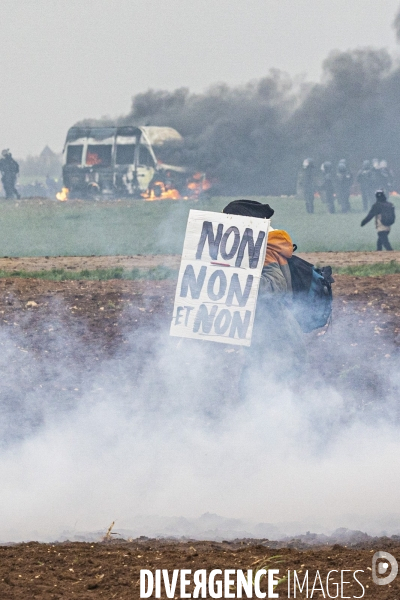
<box><xmin>375</xmin><ymin>190</ymin><xmax>386</xmax><ymax>202</ymax></box>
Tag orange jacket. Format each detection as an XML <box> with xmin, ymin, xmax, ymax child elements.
<box><xmin>261</xmin><ymin>229</ymin><xmax>294</xmax><ymax>294</ymax></box>
<box><xmin>264</xmin><ymin>229</ymin><xmax>293</xmax><ymax>267</ymax></box>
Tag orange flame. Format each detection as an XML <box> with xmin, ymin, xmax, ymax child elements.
<box><xmin>186</xmin><ymin>172</ymin><xmax>211</xmax><ymax>199</ymax></box>
<box><xmin>142</xmin><ymin>172</ymin><xmax>211</xmax><ymax>201</ymax></box>
<box><xmin>56</xmin><ymin>187</ymin><xmax>69</xmax><ymax>201</ymax></box>
<box><xmin>142</xmin><ymin>181</ymin><xmax>181</xmax><ymax>201</ymax></box>
<box><xmin>86</xmin><ymin>152</ymin><xmax>102</xmax><ymax>166</ymax></box>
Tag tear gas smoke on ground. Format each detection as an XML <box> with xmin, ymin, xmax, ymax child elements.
<box><xmin>77</xmin><ymin>9</ymin><xmax>400</xmax><ymax>195</ymax></box>
<box><xmin>1</xmin><ymin>294</ymin><xmax>400</xmax><ymax>543</ymax></box>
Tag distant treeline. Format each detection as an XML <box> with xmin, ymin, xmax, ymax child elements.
<box><xmin>18</xmin><ymin>146</ymin><xmax>62</xmax><ymax>179</ymax></box>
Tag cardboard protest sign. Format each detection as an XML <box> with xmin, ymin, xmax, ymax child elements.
<box><xmin>170</xmin><ymin>210</ymin><xmax>270</xmax><ymax>346</ymax></box>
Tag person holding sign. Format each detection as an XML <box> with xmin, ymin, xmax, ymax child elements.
<box><xmin>222</xmin><ymin>199</ymin><xmax>305</xmax><ymax>386</ymax></box>
<box><xmin>170</xmin><ymin>205</ymin><xmax>269</xmax><ymax>346</ymax></box>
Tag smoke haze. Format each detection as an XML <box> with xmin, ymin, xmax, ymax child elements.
<box><xmin>1</xmin><ymin>296</ymin><xmax>400</xmax><ymax>542</ymax></box>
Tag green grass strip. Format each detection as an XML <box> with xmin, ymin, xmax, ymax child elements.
<box><xmin>335</xmin><ymin>260</ymin><xmax>400</xmax><ymax>276</ymax></box>
<box><xmin>2</xmin><ymin>261</ymin><xmax>400</xmax><ymax>280</ymax></box>
<box><xmin>0</xmin><ymin>266</ymin><xmax>178</xmax><ymax>281</ymax></box>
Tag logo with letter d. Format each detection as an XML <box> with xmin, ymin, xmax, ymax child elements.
<box><xmin>372</xmin><ymin>551</ymin><xmax>398</xmax><ymax>585</ymax></box>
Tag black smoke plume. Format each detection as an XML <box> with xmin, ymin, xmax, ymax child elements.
<box><xmin>394</xmin><ymin>4</ymin><xmax>400</xmax><ymax>42</ymax></box>
<box><xmin>77</xmin><ymin>21</ymin><xmax>400</xmax><ymax>194</ymax></box>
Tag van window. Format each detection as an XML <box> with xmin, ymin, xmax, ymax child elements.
<box><xmin>66</xmin><ymin>145</ymin><xmax>83</xmax><ymax>165</ymax></box>
<box><xmin>116</xmin><ymin>144</ymin><xmax>135</xmax><ymax>165</ymax></box>
<box><xmin>86</xmin><ymin>145</ymin><xmax>112</xmax><ymax>166</ymax></box>
<box><xmin>139</xmin><ymin>146</ymin><xmax>154</xmax><ymax>167</ymax></box>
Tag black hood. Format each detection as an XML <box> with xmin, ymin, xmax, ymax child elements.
<box><xmin>376</xmin><ymin>190</ymin><xmax>387</xmax><ymax>202</ymax></box>
<box><xmin>223</xmin><ymin>199</ymin><xmax>274</xmax><ymax>219</ymax></box>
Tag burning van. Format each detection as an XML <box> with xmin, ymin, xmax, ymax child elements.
<box><xmin>61</xmin><ymin>125</ymin><xmax>210</xmax><ymax>200</ymax></box>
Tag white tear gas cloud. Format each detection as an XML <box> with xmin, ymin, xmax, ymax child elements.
<box><xmin>1</xmin><ymin>298</ymin><xmax>400</xmax><ymax>542</ymax></box>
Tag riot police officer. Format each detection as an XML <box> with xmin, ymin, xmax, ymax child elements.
<box><xmin>378</xmin><ymin>160</ymin><xmax>394</xmax><ymax>197</ymax></box>
<box><xmin>320</xmin><ymin>161</ymin><xmax>335</xmax><ymax>213</ymax></box>
<box><xmin>336</xmin><ymin>159</ymin><xmax>353</xmax><ymax>213</ymax></box>
<box><xmin>357</xmin><ymin>160</ymin><xmax>373</xmax><ymax>210</ymax></box>
<box><xmin>299</xmin><ymin>158</ymin><xmax>316</xmax><ymax>214</ymax></box>
<box><xmin>0</xmin><ymin>149</ymin><xmax>20</xmax><ymax>199</ymax></box>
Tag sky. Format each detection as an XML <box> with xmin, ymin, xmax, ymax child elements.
<box><xmin>1</xmin><ymin>0</ymin><xmax>399</xmax><ymax>157</ymax></box>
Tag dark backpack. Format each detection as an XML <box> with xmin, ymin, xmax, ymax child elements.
<box><xmin>287</xmin><ymin>253</ymin><xmax>334</xmax><ymax>333</ymax></box>
<box><xmin>380</xmin><ymin>202</ymin><xmax>395</xmax><ymax>226</ymax></box>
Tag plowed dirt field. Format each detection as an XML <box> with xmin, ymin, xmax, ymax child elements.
<box><xmin>0</xmin><ymin>538</ymin><xmax>399</xmax><ymax>599</ymax></box>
